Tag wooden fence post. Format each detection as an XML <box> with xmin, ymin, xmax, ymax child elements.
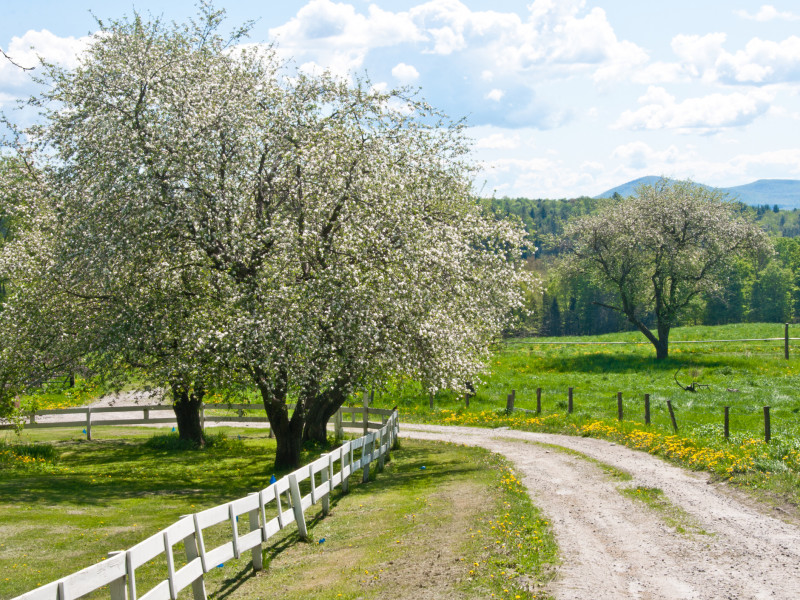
<box><xmin>341</xmin><ymin>445</ymin><xmax>351</xmax><ymax>494</ymax></box>
<box><xmin>568</xmin><ymin>387</ymin><xmax>574</xmax><ymax>414</ymax></box>
<box><xmin>506</xmin><ymin>390</ymin><xmax>515</xmax><ymax>414</ymax></box>
<box><xmin>536</xmin><ymin>388</ymin><xmax>542</xmax><ymax>414</ymax></box>
<box><xmin>86</xmin><ymin>408</ymin><xmax>92</xmax><ymax>441</ymax></box>
<box><xmin>378</xmin><ymin>428</ymin><xmax>386</xmax><ymax>472</ymax></box>
<box><xmin>666</xmin><ymin>400</ymin><xmax>678</xmax><ymax>432</ymax></box>
<box><xmin>465</xmin><ymin>392</ymin><xmax>470</xmax><ymax>408</ymax></box>
<box><xmin>429</xmin><ymin>393</ymin><xmax>434</xmax><ymax>410</ymax></box>
<box><xmin>288</xmin><ymin>473</ymin><xmax>309</xmax><ymax>541</ymax></box>
<box><xmin>334</xmin><ymin>408</ymin><xmax>343</xmax><ymax>442</ymax></box>
<box><xmin>107</xmin><ymin>552</ymin><xmax>128</xmax><ymax>600</ymax></box>
<box><xmin>644</xmin><ymin>394</ymin><xmax>650</xmax><ymax>425</ymax></box>
<box><xmin>247</xmin><ymin>494</ymin><xmax>264</xmax><ymax>571</ymax></box>
<box><xmin>764</xmin><ymin>406</ymin><xmax>771</xmax><ymax>443</ymax></box>
<box><xmin>724</xmin><ymin>406</ymin><xmax>730</xmax><ymax>440</ymax></box>
<box><xmin>362</xmin><ymin>434</ymin><xmax>373</xmax><ymax>484</ymax></box>
<box><xmin>617</xmin><ymin>392</ymin><xmax>623</xmax><ymax>422</ymax></box>
<box><xmin>785</xmin><ymin>323</ymin><xmax>790</xmax><ymax>360</ymax></box>
<box><xmin>179</xmin><ymin>515</ymin><xmax>209</xmax><ymax>599</ymax></box>
<box><xmin>363</xmin><ymin>392</ymin><xmax>369</xmax><ymax>436</ymax></box>
<box><xmin>321</xmin><ymin>457</ymin><xmax>331</xmax><ymax>516</ymax></box>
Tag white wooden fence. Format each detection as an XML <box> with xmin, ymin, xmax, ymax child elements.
<box><xmin>1</xmin><ymin>402</ymin><xmax>389</xmax><ymax>440</ymax></box>
<box><xmin>9</xmin><ymin>408</ymin><xmax>400</xmax><ymax>600</ymax></box>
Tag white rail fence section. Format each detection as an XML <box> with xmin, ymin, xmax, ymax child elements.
<box><xmin>1</xmin><ymin>402</ymin><xmax>388</xmax><ymax>440</ymax></box>
<box><xmin>10</xmin><ymin>407</ymin><xmax>399</xmax><ymax>600</ymax></box>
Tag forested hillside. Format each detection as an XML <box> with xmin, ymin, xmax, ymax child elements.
<box><xmin>487</xmin><ymin>196</ymin><xmax>800</xmax><ymax>337</ymax></box>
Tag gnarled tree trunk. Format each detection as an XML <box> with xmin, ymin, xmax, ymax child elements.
<box><xmin>170</xmin><ymin>382</ymin><xmax>206</xmax><ymax>447</ymax></box>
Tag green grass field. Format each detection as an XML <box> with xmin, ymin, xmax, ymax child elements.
<box><xmin>0</xmin><ymin>428</ymin><xmax>556</xmax><ymax>600</ymax></box>
<box><xmin>376</xmin><ymin>323</ymin><xmax>800</xmax><ymax>507</ymax></box>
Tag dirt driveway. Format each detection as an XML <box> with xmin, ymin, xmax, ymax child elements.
<box><xmin>402</xmin><ymin>423</ymin><xmax>800</xmax><ymax>600</ymax></box>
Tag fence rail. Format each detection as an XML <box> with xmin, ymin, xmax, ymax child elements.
<box><xmin>10</xmin><ymin>409</ymin><xmax>400</xmax><ymax>600</ymax></box>
<box><xmin>1</xmin><ymin>403</ymin><xmax>395</xmax><ymax>440</ymax></box>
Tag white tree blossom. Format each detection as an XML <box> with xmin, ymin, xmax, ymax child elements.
<box><xmin>560</xmin><ymin>178</ymin><xmax>770</xmax><ymax>359</ymax></box>
<box><xmin>0</xmin><ymin>5</ymin><xmax>535</xmax><ymax>465</ymax></box>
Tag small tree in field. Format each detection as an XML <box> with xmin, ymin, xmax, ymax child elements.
<box><xmin>560</xmin><ymin>178</ymin><xmax>770</xmax><ymax>359</ymax></box>
<box><xmin>0</xmin><ymin>6</ymin><xmax>533</xmax><ymax>466</ymax></box>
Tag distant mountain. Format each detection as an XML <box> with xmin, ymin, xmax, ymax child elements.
<box><xmin>596</xmin><ymin>177</ymin><xmax>800</xmax><ymax>209</ymax></box>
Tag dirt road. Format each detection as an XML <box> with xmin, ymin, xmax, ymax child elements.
<box><xmin>402</xmin><ymin>423</ymin><xmax>800</xmax><ymax>600</ymax></box>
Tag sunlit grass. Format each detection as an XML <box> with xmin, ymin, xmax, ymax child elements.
<box><xmin>376</xmin><ymin>323</ymin><xmax>800</xmax><ymax>507</ymax></box>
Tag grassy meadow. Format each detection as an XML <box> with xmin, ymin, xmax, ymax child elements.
<box><xmin>378</xmin><ymin>323</ymin><xmax>800</xmax><ymax>507</ymax></box>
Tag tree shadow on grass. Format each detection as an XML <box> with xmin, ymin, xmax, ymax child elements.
<box><xmin>0</xmin><ymin>439</ymin><xmax>481</xmax><ymax>514</ymax></box>
<box><xmin>534</xmin><ymin>352</ymin><xmax>741</xmax><ymax>375</ymax></box>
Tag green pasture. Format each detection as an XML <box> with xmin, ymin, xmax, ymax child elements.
<box><xmin>377</xmin><ymin>323</ymin><xmax>800</xmax><ymax>506</ymax></box>
<box><xmin>384</xmin><ymin>323</ymin><xmax>800</xmax><ymax>436</ymax></box>
<box><xmin>0</xmin><ymin>428</ymin><xmax>556</xmax><ymax>600</ymax></box>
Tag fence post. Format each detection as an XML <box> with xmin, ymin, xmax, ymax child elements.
<box><xmin>334</xmin><ymin>408</ymin><xmax>343</xmax><ymax>442</ymax></box>
<box><xmin>179</xmin><ymin>515</ymin><xmax>209</xmax><ymax>599</ymax></box>
<box><xmin>536</xmin><ymin>388</ymin><xmax>542</xmax><ymax>414</ymax></box>
<box><xmin>86</xmin><ymin>408</ymin><xmax>92</xmax><ymax>441</ymax></box>
<box><xmin>341</xmin><ymin>445</ymin><xmax>351</xmax><ymax>494</ymax></box>
<box><xmin>288</xmin><ymin>473</ymin><xmax>309</xmax><ymax>541</ymax></box>
<box><xmin>200</xmin><ymin>403</ymin><xmax>205</xmax><ymax>431</ymax></box>
<box><xmin>465</xmin><ymin>392</ymin><xmax>470</xmax><ymax>408</ymax></box>
<box><xmin>666</xmin><ymin>400</ymin><xmax>678</xmax><ymax>432</ymax></box>
<box><xmin>378</xmin><ymin>427</ymin><xmax>386</xmax><ymax>472</ymax></box>
<box><xmin>764</xmin><ymin>406</ymin><xmax>771</xmax><ymax>443</ymax></box>
<box><xmin>506</xmin><ymin>390</ymin><xmax>515</xmax><ymax>414</ymax></box>
<box><xmin>321</xmin><ymin>456</ymin><xmax>331</xmax><ymax>516</ymax></box>
<box><xmin>724</xmin><ymin>406</ymin><xmax>730</xmax><ymax>440</ymax></box>
<box><xmin>247</xmin><ymin>494</ymin><xmax>264</xmax><ymax>571</ymax></box>
<box><xmin>568</xmin><ymin>387</ymin><xmax>574</xmax><ymax>414</ymax></box>
<box><xmin>363</xmin><ymin>392</ymin><xmax>369</xmax><ymax>436</ymax></box>
<box><xmin>785</xmin><ymin>323</ymin><xmax>790</xmax><ymax>360</ymax></box>
<box><xmin>617</xmin><ymin>392</ymin><xmax>623</xmax><ymax>422</ymax></box>
<box><xmin>362</xmin><ymin>433</ymin><xmax>373</xmax><ymax>484</ymax></box>
<box><xmin>644</xmin><ymin>394</ymin><xmax>650</xmax><ymax>425</ymax></box>
<box><xmin>429</xmin><ymin>393</ymin><xmax>434</xmax><ymax>410</ymax></box>
<box><xmin>107</xmin><ymin>551</ymin><xmax>128</xmax><ymax>600</ymax></box>
<box><xmin>392</xmin><ymin>411</ymin><xmax>400</xmax><ymax>450</ymax></box>
<box><xmin>143</xmin><ymin>407</ymin><xmax>150</xmax><ymax>422</ymax></box>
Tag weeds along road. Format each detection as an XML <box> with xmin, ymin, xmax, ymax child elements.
<box><xmin>402</xmin><ymin>424</ymin><xmax>800</xmax><ymax>600</ymax></box>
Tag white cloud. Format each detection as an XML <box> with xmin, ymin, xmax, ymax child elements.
<box><xmin>736</xmin><ymin>5</ymin><xmax>800</xmax><ymax>22</ymax></box>
<box><xmin>474</xmin><ymin>132</ymin><xmax>520</xmax><ymax>149</ymax></box>
<box><xmin>269</xmin><ymin>0</ymin><xmax>646</xmax><ymax>83</ymax></box>
<box><xmin>391</xmin><ymin>62</ymin><xmax>419</xmax><ymax>82</ymax></box>
<box><xmin>636</xmin><ymin>32</ymin><xmax>800</xmax><ymax>86</ymax></box>
<box><xmin>613</xmin><ymin>87</ymin><xmax>774</xmax><ymax>133</ymax></box>
<box><xmin>486</xmin><ymin>88</ymin><xmax>504</xmax><ymax>101</ymax></box>
<box><xmin>269</xmin><ymin>0</ymin><xmax>422</xmax><ymax>76</ymax></box>
<box><xmin>612</xmin><ymin>141</ymin><xmax>682</xmax><ymax>169</ymax></box>
<box><xmin>715</xmin><ymin>36</ymin><xmax>800</xmax><ymax>85</ymax></box>
<box><xmin>0</xmin><ymin>29</ymin><xmax>91</xmax><ymax>87</ymax></box>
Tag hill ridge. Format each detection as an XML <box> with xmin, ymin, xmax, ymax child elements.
<box><xmin>597</xmin><ymin>177</ymin><xmax>800</xmax><ymax>209</ymax></box>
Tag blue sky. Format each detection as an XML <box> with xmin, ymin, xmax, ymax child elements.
<box><xmin>2</xmin><ymin>1</ymin><xmax>799</xmax><ymax>198</ymax></box>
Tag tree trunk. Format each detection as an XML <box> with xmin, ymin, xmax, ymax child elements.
<box><xmin>303</xmin><ymin>384</ymin><xmax>349</xmax><ymax>444</ymax></box>
<box><xmin>655</xmin><ymin>320</ymin><xmax>670</xmax><ymax>360</ymax></box>
<box><xmin>171</xmin><ymin>383</ymin><xmax>206</xmax><ymax>447</ymax></box>
<box><xmin>261</xmin><ymin>395</ymin><xmax>305</xmax><ymax>470</ymax></box>
<box><xmin>303</xmin><ymin>398</ymin><xmax>338</xmax><ymax>444</ymax></box>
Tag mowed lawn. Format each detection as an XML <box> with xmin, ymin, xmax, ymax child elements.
<box><xmin>0</xmin><ymin>428</ymin><xmax>556</xmax><ymax>600</ymax></box>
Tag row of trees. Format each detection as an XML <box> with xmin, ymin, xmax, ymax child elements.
<box><xmin>0</xmin><ymin>7</ymin><xmax>533</xmax><ymax>468</ymax></box>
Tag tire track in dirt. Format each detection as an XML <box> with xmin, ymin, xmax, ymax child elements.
<box><xmin>402</xmin><ymin>424</ymin><xmax>800</xmax><ymax>600</ymax></box>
